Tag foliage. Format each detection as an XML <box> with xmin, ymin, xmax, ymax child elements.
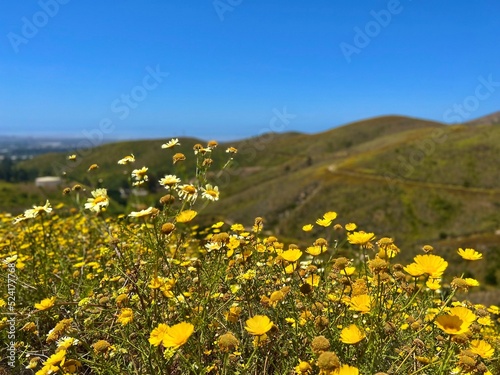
<box><xmin>1</xmin><ymin>138</ymin><xmax>500</xmax><ymax>375</ymax></box>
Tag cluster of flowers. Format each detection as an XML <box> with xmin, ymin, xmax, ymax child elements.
<box><xmin>1</xmin><ymin>139</ymin><xmax>499</xmax><ymax>374</ymax></box>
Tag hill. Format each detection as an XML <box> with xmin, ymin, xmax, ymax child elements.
<box><xmin>9</xmin><ymin>115</ymin><xmax>500</xmax><ymax>271</ymax></box>
<box><xmin>465</xmin><ymin>111</ymin><xmax>500</xmax><ymax>126</ymax></box>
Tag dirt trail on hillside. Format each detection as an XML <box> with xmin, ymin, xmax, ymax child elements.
<box><xmin>327</xmin><ymin>165</ymin><xmax>500</xmax><ymax>196</ymax></box>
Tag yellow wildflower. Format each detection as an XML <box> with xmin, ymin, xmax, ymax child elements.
<box><xmin>340</xmin><ymin>324</ymin><xmax>365</xmax><ymax>344</ymax></box>
<box><xmin>245</xmin><ymin>315</ymin><xmax>273</xmax><ymax>336</ymax></box>
<box><xmin>117</xmin><ymin>308</ymin><xmax>134</xmax><ymax>326</ymax></box>
<box><xmin>347</xmin><ymin>231</ymin><xmax>375</xmax><ymax>247</ymax></box>
<box><xmin>176</xmin><ymin>210</ymin><xmax>197</xmax><ymax>223</ymax></box>
<box><xmin>413</xmin><ymin>254</ymin><xmax>448</xmax><ymax>278</ymax></box>
<box><xmin>280</xmin><ymin>249</ymin><xmax>302</xmax><ymax>262</ymax></box>
<box><xmin>470</xmin><ymin>339</ymin><xmax>494</xmax><ymax>359</ymax></box>
<box><xmin>457</xmin><ymin>248</ymin><xmax>483</xmax><ymax>260</ymax></box>
<box><xmin>348</xmin><ymin>294</ymin><xmax>373</xmax><ymax>314</ymax></box>
<box><xmin>35</xmin><ymin>297</ymin><xmax>56</xmax><ymax>311</ymax></box>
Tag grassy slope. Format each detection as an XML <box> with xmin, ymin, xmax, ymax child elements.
<box><xmin>12</xmin><ymin>117</ymin><xmax>500</xmax><ymax>255</ymax></box>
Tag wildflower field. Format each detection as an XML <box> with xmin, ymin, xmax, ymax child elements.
<box><xmin>1</xmin><ymin>140</ymin><xmax>499</xmax><ymax>375</ymax></box>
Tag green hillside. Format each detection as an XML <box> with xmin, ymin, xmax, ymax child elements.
<box><xmin>9</xmin><ymin>115</ymin><xmax>500</xmax><ymax>270</ymax></box>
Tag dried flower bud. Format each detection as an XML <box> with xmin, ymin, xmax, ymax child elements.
<box><xmin>161</xmin><ymin>223</ymin><xmax>175</xmax><ymax>235</ymax></box>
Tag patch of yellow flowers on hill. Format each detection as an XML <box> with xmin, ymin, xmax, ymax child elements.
<box><xmin>1</xmin><ymin>138</ymin><xmax>498</xmax><ymax>374</ymax></box>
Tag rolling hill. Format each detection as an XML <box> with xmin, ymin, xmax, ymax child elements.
<box><xmin>8</xmin><ymin>114</ymin><xmax>500</xmax><ymax>274</ymax></box>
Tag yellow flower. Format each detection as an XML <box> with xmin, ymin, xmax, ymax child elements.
<box><xmin>348</xmin><ymin>294</ymin><xmax>373</xmax><ymax>314</ymax></box>
<box><xmin>347</xmin><ymin>231</ymin><xmax>375</xmax><ymax>246</ymax></box>
<box><xmin>245</xmin><ymin>315</ymin><xmax>273</xmax><ymax>336</ymax></box>
<box><xmin>226</xmin><ymin>146</ymin><xmax>238</xmax><ymax>153</ymax></box>
<box><xmin>302</xmin><ymin>224</ymin><xmax>314</xmax><ymax>232</ymax></box>
<box><xmin>487</xmin><ymin>305</ymin><xmax>500</xmax><ymax>314</ymax></box>
<box><xmin>162</xmin><ymin>322</ymin><xmax>195</xmax><ymax>348</ymax></box>
<box><xmin>403</xmin><ymin>262</ymin><xmax>424</xmax><ymax>277</ymax></box>
<box><xmin>305</xmin><ymin>274</ymin><xmax>320</xmax><ymax>287</ymax></box>
<box><xmin>84</xmin><ymin>189</ymin><xmax>109</xmax><ymax>212</ymax></box>
<box><xmin>477</xmin><ymin>316</ymin><xmax>492</xmax><ymax>326</ymax></box>
<box><xmin>340</xmin><ymin>266</ymin><xmax>356</xmax><ymax>276</ymax></box>
<box><xmin>35</xmin><ymin>297</ymin><xmax>56</xmax><ymax>311</ymax></box>
<box><xmin>149</xmin><ymin>322</ymin><xmax>194</xmax><ymax>348</ymax></box>
<box><xmin>336</xmin><ymin>364</ymin><xmax>359</xmax><ymax>375</ymax></box>
<box><xmin>149</xmin><ymin>323</ymin><xmax>169</xmax><ymax>346</ymax></box>
<box><xmin>323</xmin><ymin>211</ymin><xmax>337</xmax><ymax>221</ymax></box>
<box><xmin>176</xmin><ymin>210</ymin><xmax>197</xmax><ymax>223</ymax></box>
<box><xmin>225</xmin><ymin>306</ymin><xmax>242</xmax><ymax>323</ymax></box>
<box><xmin>26</xmin><ymin>357</ymin><xmax>40</xmax><ymax>369</ymax></box>
<box><xmin>117</xmin><ymin>308</ymin><xmax>134</xmax><ymax>326</ymax></box>
<box><xmin>465</xmin><ymin>278</ymin><xmax>480</xmax><ymax>287</ymax></box>
<box><xmin>457</xmin><ymin>248</ymin><xmax>483</xmax><ymax>260</ymax></box>
<box><xmin>470</xmin><ymin>339</ymin><xmax>494</xmax><ymax>359</ymax></box>
<box><xmin>62</xmin><ymin>359</ymin><xmax>82</xmax><ymax>373</ymax></box>
<box><xmin>306</xmin><ymin>245</ymin><xmax>323</xmax><ymax>256</ymax></box>
<box><xmin>426</xmin><ymin>279</ymin><xmax>441</xmax><ymax>290</ymax></box>
<box><xmin>56</xmin><ymin>336</ymin><xmax>79</xmax><ymax>351</ymax></box>
<box><xmin>413</xmin><ymin>254</ymin><xmax>448</xmax><ymax>278</ymax></box>
<box><xmin>231</xmin><ymin>223</ymin><xmax>245</xmax><ymax>231</ymax></box>
<box><xmin>280</xmin><ymin>249</ymin><xmax>302</xmax><ymax>262</ymax></box>
<box><xmin>67</xmin><ymin>154</ymin><xmax>77</xmax><ymax>161</ymax></box>
<box><xmin>87</xmin><ymin>163</ymin><xmax>99</xmax><ymax>171</ymax></box>
<box><xmin>44</xmin><ymin>349</ymin><xmax>66</xmax><ymax>366</ymax></box>
<box><xmin>449</xmin><ymin>306</ymin><xmax>476</xmax><ymax>328</ymax></box>
<box><xmin>316</xmin><ymin>218</ymin><xmax>332</xmax><ymax>227</ymax></box>
<box><xmin>117</xmin><ymin>154</ymin><xmax>135</xmax><ymax>164</ymax></box>
<box><xmin>285</xmin><ymin>263</ymin><xmax>298</xmax><ymax>274</ymax></box>
<box><xmin>295</xmin><ymin>360</ymin><xmax>313</xmax><ymax>374</ymax></box>
<box><xmin>435</xmin><ymin>314</ymin><xmax>468</xmax><ymax>335</ymax></box>
<box><xmin>345</xmin><ymin>223</ymin><xmax>357</xmax><ymax>231</ymax></box>
<box><xmin>340</xmin><ymin>324</ymin><xmax>365</xmax><ymax>344</ymax></box>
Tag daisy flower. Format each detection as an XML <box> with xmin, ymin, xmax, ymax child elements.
<box><xmin>161</xmin><ymin>138</ymin><xmax>180</xmax><ymax>149</ymax></box>
<box><xmin>201</xmin><ymin>184</ymin><xmax>220</xmax><ymax>201</ymax></box>
<box><xmin>84</xmin><ymin>189</ymin><xmax>109</xmax><ymax>212</ymax></box>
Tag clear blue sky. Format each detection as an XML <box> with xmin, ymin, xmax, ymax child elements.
<box><xmin>1</xmin><ymin>0</ymin><xmax>499</xmax><ymax>141</ymax></box>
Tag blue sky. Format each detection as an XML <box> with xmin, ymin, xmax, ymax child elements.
<box><xmin>1</xmin><ymin>0</ymin><xmax>499</xmax><ymax>141</ymax></box>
